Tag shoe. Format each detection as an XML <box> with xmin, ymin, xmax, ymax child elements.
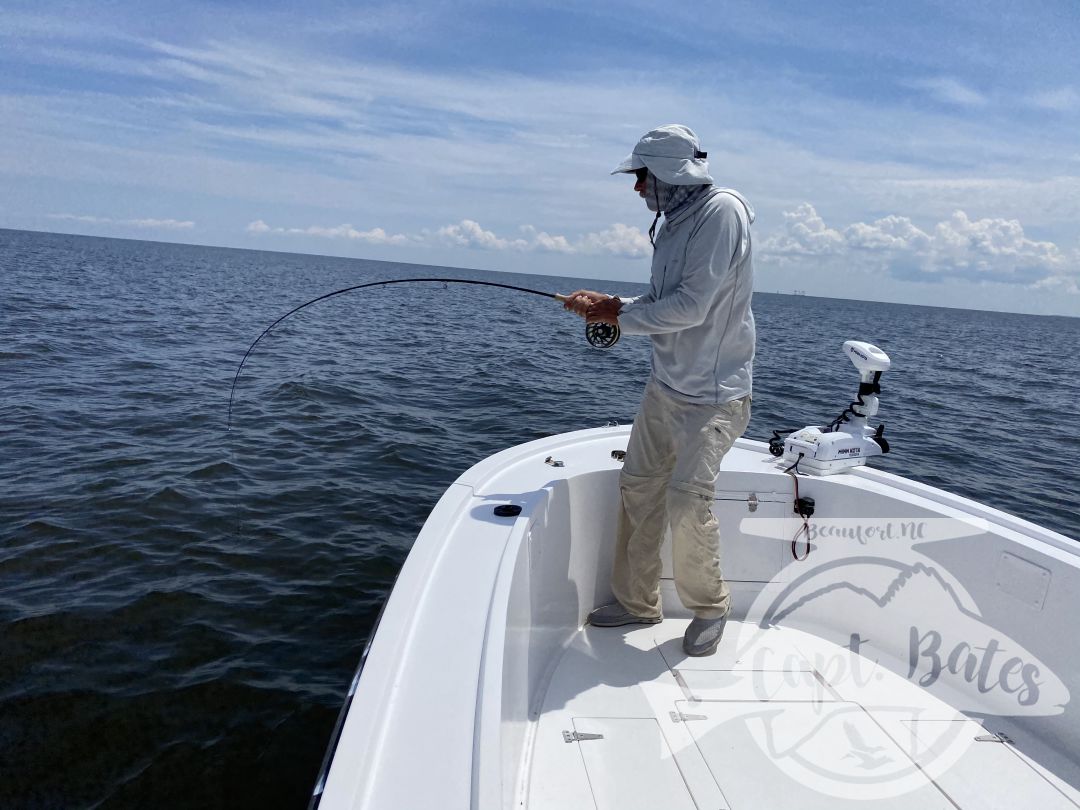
<box><xmin>683</xmin><ymin>614</ymin><xmax>728</xmax><ymax>656</ymax></box>
<box><xmin>588</xmin><ymin>603</ymin><xmax>662</xmax><ymax>627</ymax></box>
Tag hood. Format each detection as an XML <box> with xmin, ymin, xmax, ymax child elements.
<box><xmin>713</xmin><ymin>187</ymin><xmax>756</xmax><ymax>223</ymax></box>
<box><xmin>661</xmin><ymin>186</ymin><xmax>757</xmax><ymax>231</ymax></box>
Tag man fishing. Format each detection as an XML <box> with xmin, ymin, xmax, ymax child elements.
<box><xmin>564</xmin><ymin>124</ymin><xmax>756</xmax><ymax>657</ymax></box>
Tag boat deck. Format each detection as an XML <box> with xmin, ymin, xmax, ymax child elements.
<box><xmin>525</xmin><ymin>584</ymin><xmax>1080</xmax><ymax>810</ymax></box>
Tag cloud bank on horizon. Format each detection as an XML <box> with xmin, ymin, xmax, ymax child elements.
<box><xmin>1</xmin><ymin>0</ymin><xmax>1078</xmax><ymax>314</ymax></box>
<box><xmin>764</xmin><ymin>205</ymin><xmax>1076</xmax><ymax>292</ymax></box>
<box><xmin>245</xmin><ymin>218</ymin><xmax>654</xmax><ymax>258</ymax></box>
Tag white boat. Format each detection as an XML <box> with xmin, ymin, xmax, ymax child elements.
<box><xmin>310</xmin><ymin>345</ymin><xmax>1080</xmax><ymax>810</ymax></box>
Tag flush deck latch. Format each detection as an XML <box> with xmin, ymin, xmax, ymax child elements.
<box><xmin>563</xmin><ymin>730</ymin><xmax>604</xmax><ymax>743</ymax></box>
<box><xmin>670</xmin><ymin>711</ymin><xmax>708</xmax><ymax>723</ymax></box>
<box><xmin>975</xmin><ymin>732</ymin><xmax>1015</xmax><ymax>744</ymax></box>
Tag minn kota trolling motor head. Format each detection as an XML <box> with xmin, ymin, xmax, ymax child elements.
<box><xmin>776</xmin><ymin>340</ymin><xmax>892</xmax><ymax>475</ymax></box>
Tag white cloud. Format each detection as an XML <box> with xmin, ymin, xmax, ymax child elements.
<box><xmin>844</xmin><ymin>215</ymin><xmax>932</xmax><ymax>252</ymax></box>
<box><xmin>576</xmin><ymin>223</ymin><xmax>653</xmax><ymax>258</ymax></box>
<box><xmin>761</xmin><ymin>203</ymin><xmax>845</xmax><ymax>256</ymax></box>
<box><xmin>762</xmin><ymin>204</ymin><xmax>1076</xmax><ymax>291</ymax></box>
<box><xmin>130</xmin><ymin>217</ymin><xmax>195</xmax><ymax>229</ymax></box>
<box><xmin>306</xmin><ymin>225</ymin><xmax>409</xmax><ymax>245</ymax></box>
<box><xmin>929</xmin><ymin>210</ymin><xmax>1071</xmax><ymax>286</ymax></box>
<box><xmin>518</xmin><ymin>225</ymin><xmax>574</xmax><ymax>254</ymax></box>
<box><xmin>906</xmin><ymin>77</ymin><xmax>987</xmax><ymax>107</ymax></box>
<box><xmin>435</xmin><ymin>219</ymin><xmax>528</xmax><ymax>251</ymax></box>
<box><xmin>249</xmin><ymin>218</ymin><xmax>652</xmax><ymax>258</ymax></box>
<box><xmin>432</xmin><ymin>220</ymin><xmax>652</xmax><ymax>257</ymax></box>
<box><xmin>1030</xmin><ymin>87</ymin><xmax>1079</xmax><ymax>112</ymax></box>
<box><xmin>245</xmin><ymin>219</ymin><xmax>408</xmax><ymax>244</ymax></box>
<box><xmin>48</xmin><ymin>213</ymin><xmax>194</xmax><ymax>229</ymax></box>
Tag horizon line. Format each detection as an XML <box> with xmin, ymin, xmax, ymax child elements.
<box><xmin>3</xmin><ymin>225</ymin><xmax>1076</xmax><ymax>321</ymax></box>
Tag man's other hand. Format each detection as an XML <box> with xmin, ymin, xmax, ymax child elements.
<box><xmin>563</xmin><ymin>289</ymin><xmax>609</xmax><ymax>318</ymax></box>
<box><xmin>587</xmin><ymin>296</ymin><xmax>622</xmax><ymax>325</ymax></box>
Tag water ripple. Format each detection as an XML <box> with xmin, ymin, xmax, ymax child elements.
<box><xmin>1</xmin><ymin>228</ymin><xmax>1077</xmax><ymax>808</ymax></box>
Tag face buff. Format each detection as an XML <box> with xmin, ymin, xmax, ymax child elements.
<box><xmin>644</xmin><ymin>173</ymin><xmax>711</xmax><ymax>245</ymax></box>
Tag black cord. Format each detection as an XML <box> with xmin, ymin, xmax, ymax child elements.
<box><xmin>784</xmin><ymin>453</ymin><xmax>811</xmax><ymax>560</ymax></box>
<box><xmin>769</xmin><ymin>427</ymin><xmax>803</xmax><ymax>457</ymax></box>
<box><xmin>823</xmin><ymin>371</ymin><xmax>882</xmax><ymax>433</ymax></box>
<box><xmin>823</xmin><ymin>396</ymin><xmax>860</xmax><ymax>432</ymax></box>
<box><xmin>824</xmin><ymin>391</ymin><xmax>862</xmax><ymax>432</ymax></box>
<box><xmin>226</xmin><ymin>277</ymin><xmax>563</xmax><ymax>430</ymax></box>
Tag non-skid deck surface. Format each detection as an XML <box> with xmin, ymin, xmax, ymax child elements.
<box><xmin>524</xmin><ymin>613</ymin><xmax>1080</xmax><ymax>810</ymax></box>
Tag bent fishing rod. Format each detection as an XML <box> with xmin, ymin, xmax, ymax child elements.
<box><xmin>226</xmin><ymin>277</ymin><xmax>621</xmax><ymax>430</ymax></box>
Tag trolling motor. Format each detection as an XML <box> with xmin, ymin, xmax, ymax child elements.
<box><xmin>775</xmin><ymin>340</ymin><xmax>892</xmax><ymax>475</ymax></box>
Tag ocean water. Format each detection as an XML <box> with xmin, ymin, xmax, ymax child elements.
<box><xmin>2</xmin><ymin>228</ymin><xmax>1078</xmax><ymax>808</ymax></box>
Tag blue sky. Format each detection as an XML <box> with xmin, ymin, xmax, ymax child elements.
<box><xmin>2</xmin><ymin>0</ymin><xmax>1079</xmax><ymax>315</ymax></box>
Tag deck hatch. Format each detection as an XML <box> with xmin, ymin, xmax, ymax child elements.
<box><xmin>903</xmin><ymin>719</ymin><xmax>1080</xmax><ymax>809</ymax></box>
<box><xmin>675</xmin><ymin>700</ymin><xmax>955</xmax><ymax>808</ymax></box>
<box><xmin>995</xmin><ymin>551</ymin><xmax>1051</xmax><ymax>610</ymax></box>
<box><xmin>571</xmin><ymin>718</ymin><xmax>697</xmax><ymax>810</ymax></box>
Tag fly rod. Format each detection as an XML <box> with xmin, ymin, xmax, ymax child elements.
<box><xmin>226</xmin><ymin>277</ymin><xmax>620</xmax><ymax>429</ymax></box>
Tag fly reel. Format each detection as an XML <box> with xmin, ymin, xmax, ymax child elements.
<box><xmin>585</xmin><ymin>321</ymin><xmax>621</xmax><ymax>349</ymax></box>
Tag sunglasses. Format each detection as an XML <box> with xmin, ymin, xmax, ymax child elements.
<box><xmin>633</xmin><ymin>167</ymin><xmax>648</xmax><ymax>183</ymax></box>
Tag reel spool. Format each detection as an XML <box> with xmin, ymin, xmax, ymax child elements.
<box><xmin>585</xmin><ymin>321</ymin><xmax>621</xmax><ymax>349</ymax></box>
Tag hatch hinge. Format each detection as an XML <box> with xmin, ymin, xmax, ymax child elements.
<box><xmin>563</xmin><ymin>730</ymin><xmax>604</xmax><ymax>743</ymax></box>
<box><xmin>670</xmin><ymin>711</ymin><xmax>708</xmax><ymax>723</ymax></box>
<box><xmin>747</xmin><ymin>493</ymin><xmax>759</xmax><ymax>512</ymax></box>
<box><xmin>975</xmin><ymin>732</ymin><xmax>1015</xmax><ymax>744</ymax></box>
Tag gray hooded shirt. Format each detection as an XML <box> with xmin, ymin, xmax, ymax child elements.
<box><xmin>619</xmin><ymin>187</ymin><xmax>756</xmax><ymax>405</ymax></box>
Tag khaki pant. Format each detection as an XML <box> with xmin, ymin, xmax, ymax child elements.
<box><xmin>612</xmin><ymin>380</ymin><xmax>751</xmax><ymax>620</ymax></box>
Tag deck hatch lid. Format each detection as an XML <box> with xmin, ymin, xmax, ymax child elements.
<box><xmin>571</xmin><ymin>718</ymin><xmax>697</xmax><ymax>810</ymax></box>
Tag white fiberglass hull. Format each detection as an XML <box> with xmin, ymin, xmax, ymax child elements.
<box><xmin>314</xmin><ymin>426</ymin><xmax>1080</xmax><ymax>809</ymax></box>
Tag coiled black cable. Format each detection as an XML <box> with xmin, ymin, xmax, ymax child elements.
<box><xmin>823</xmin><ymin>371</ymin><xmax>883</xmax><ymax>433</ymax></box>
<box><xmin>768</xmin><ymin>428</ymin><xmax>803</xmax><ymax>456</ymax></box>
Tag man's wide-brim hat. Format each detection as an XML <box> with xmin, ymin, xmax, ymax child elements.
<box><xmin>612</xmin><ymin>124</ymin><xmax>714</xmax><ymax>186</ymax></box>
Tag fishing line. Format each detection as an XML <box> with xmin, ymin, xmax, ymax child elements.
<box><xmin>226</xmin><ymin>277</ymin><xmax>619</xmax><ymax>430</ymax></box>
